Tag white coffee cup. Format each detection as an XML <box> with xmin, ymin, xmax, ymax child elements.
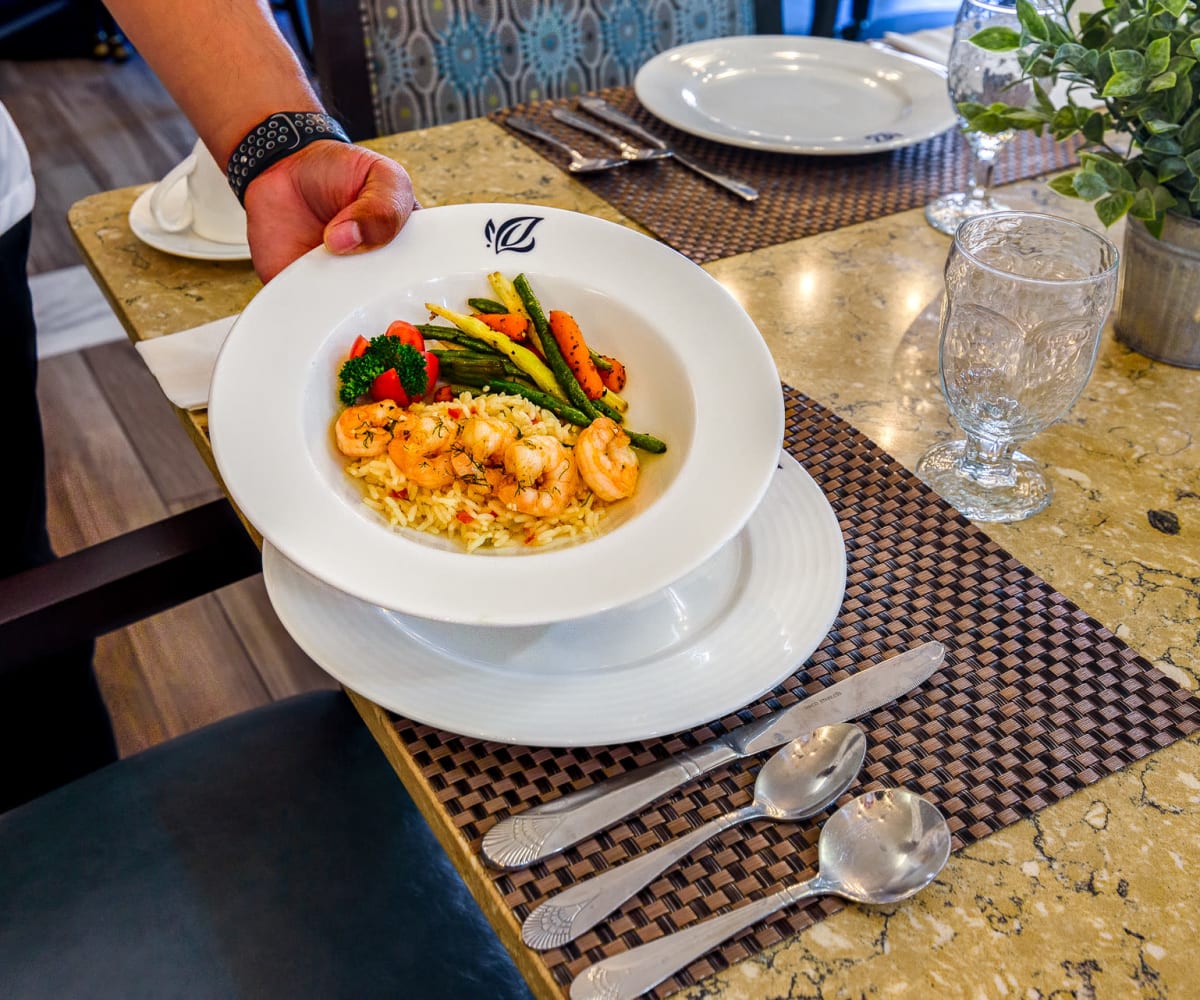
<box><xmin>149</xmin><ymin>139</ymin><xmax>247</xmax><ymax>245</ymax></box>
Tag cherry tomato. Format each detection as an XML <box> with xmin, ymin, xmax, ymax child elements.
<box><xmin>384</xmin><ymin>320</ymin><xmax>425</xmax><ymax>352</ymax></box>
<box><xmin>348</xmin><ymin>334</ymin><xmax>370</xmax><ymax>359</ymax></box>
<box><xmin>369</xmin><ymin>368</ymin><xmax>409</xmax><ymax>406</ymax></box>
<box><xmin>420</xmin><ymin>350</ymin><xmax>440</xmax><ymax>399</ymax></box>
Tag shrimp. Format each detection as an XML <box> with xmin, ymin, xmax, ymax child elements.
<box><xmin>575</xmin><ymin>416</ymin><xmax>638</xmax><ymax>502</ymax></box>
<box><xmin>496</xmin><ymin>435</ymin><xmax>579</xmax><ymax>518</ymax></box>
<box><xmin>335</xmin><ymin>400</ymin><xmax>402</xmax><ymax>458</ymax></box>
<box><xmin>450</xmin><ymin>415</ymin><xmax>518</xmax><ymax>485</ymax></box>
<box><xmin>387</xmin><ymin>411</ymin><xmax>461</xmax><ymax>489</ymax></box>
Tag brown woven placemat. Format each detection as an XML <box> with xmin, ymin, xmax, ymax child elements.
<box><xmin>490</xmin><ymin>87</ymin><xmax>1086</xmax><ymax>264</ymax></box>
<box><xmin>384</xmin><ymin>386</ymin><xmax>1200</xmax><ymax>997</ymax></box>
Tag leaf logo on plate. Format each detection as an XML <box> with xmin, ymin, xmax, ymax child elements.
<box><xmin>485</xmin><ymin>215</ymin><xmax>543</xmax><ymax>254</ymax></box>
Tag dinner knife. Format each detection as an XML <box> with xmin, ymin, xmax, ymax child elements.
<box><xmin>480</xmin><ymin>640</ymin><xmax>944</xmax><ymax>869</ymax></box>
<box><xmin>576</xmin><ymin>95</ymin><xmax>759</xmax><ymax>202</ymax></box>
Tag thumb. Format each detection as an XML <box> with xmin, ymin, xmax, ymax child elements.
<box><xmin>323</xmin><ymin>156</ymin><xmax>414</xmax><ymax>256</ymax></box>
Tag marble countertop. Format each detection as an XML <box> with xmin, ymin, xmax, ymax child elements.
<box><xmin>68</xmin><ymin>117</ymin><xmax>1199</xmax><ymax>998</ymax></box>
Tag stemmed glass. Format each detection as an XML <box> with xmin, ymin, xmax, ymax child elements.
<box><xmin>925</xmin><ymin>0</ymin><xmax>1032</xmax><ymax>235</ymax></box>
<box><xmin>915</xmin><ymin>212</ymin><xmax>1119</xmax><ymax>523</ymax></box>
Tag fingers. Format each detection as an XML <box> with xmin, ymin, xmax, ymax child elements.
<box><xmin>322</xmin><ymin>154</ymin><xmax>415</xmax><ymax>256</ymax></box>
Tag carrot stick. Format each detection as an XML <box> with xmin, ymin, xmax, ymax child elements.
<box><xmin>597</xmin><ymin>354</ymin><xmax>626</xmax><ymax>392</ymax></box>
<box><xmin>472</xmin><ymin>312</ymin><xmax>529</xmax><ymax>341</ymax></box>
<box><xmin>547</xmin><ymin>310</ymin><xmax>605</xmax><ymax>401</ymax></box>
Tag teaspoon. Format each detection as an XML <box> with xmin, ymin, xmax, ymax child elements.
<box><xmin>522</xmin><ymin>723</ymin><xmax>867</xmax><ymax>950</ymax></box>
<box><xmin>505</xmin><ymin>115</ymin><xmax>630</xmax><ymax>173</ymax></box>
<box><xmin>570</xmin><ymin>787</ymin><xmax>952</xmax><ymax>1000</ymax></box>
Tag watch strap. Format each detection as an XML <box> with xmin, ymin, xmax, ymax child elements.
<box><xmin>226</xmin><ymin>111</ymin><xmax>350</xmax><ymax>204</ymax></box>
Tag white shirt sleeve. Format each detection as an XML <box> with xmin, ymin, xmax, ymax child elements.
<box><xmin>0</xmin><ymin>99</ymin><xmax>35</xmax><ymax>235</ymax></box>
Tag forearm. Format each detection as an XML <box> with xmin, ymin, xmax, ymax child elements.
<box><xmin>103</xmin><ymin>0</ymin><xmax>322</xmax><ymax>165</ymax></box>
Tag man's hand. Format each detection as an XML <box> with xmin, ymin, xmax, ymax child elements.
<box><xmin>242</xmin><ymin>141</ymin><xmax>416</xmax><ymax>283</ymax></box>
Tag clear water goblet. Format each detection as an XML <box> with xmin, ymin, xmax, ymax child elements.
<box><xmin>915</xmin><ymin>212</ymin><xmax>1120</xmax><ymax>523</ymax></box>
<box><xmin>925</xmin><ymin>0</ymin><xmax>1032</xmax><ymax>235</ymax></box>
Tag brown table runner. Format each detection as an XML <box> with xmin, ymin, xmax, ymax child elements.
<box><xmin>384</xmin><ymin>386</ymin><xmax>1199</xmax><ymax>997</ymax></box>
<box><xmin>491</xmin><ymin>88</ymin><xmax>1086</xmax><ymax>264</ymax></box>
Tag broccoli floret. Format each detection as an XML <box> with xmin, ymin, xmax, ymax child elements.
<box><xmin>337</xmin><ymin>335</ymin><xmax>428</xmax><ymax>404</ymax></box>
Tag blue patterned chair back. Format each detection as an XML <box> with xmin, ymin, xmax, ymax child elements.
<box><xmin>312</xmin><ymin>1</ymin><xmax>782</xmax><ymax>139</ymax></box>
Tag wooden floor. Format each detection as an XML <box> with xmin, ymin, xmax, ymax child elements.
<box><xmin>1</xmin><ymin>44</ymin><xmax>335</xmax><ymax>759</ymax></box>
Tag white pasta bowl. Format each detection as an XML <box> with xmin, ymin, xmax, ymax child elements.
<box><xmin>209</xmin><ymin>203</ymin><xmax>783</xmax><ymax>626</ymax></box>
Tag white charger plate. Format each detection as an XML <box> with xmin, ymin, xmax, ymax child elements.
<box><xmin>634</xmin><ymin>35</ymin><xmax>955</xmax><ymax>155</ymax></box>
<box><xmin>262</xmin><ymin>451</ymin><xmax>846</xmax><ymax>746</ymax></box>
<box><xmin>129</xmin><ymin>185</ymin><xmax>251</xmax><ymax>261</ymax></box>
<box><xmin>209</xmin><ymin>203</ymin><xmax>784</xmax><ymax>626</ymax></box>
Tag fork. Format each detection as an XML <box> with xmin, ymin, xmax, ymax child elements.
<box><xmin>577</xmin><ymin>95</ymin><xmax>759</xmax><ymax>201</ymax></box>
<box><xmin>505</xmin><ymin>115</ymin><xmax>630</xmax><ymax>173</ymax></box>
<box><xmin>549</xmin><ymin>107</ymin><xmax>671</xmax><ymax>162</ymax></box>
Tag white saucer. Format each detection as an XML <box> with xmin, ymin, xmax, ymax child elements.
<box><xmin>129</xmin><ymin>185</ymin><xmax>251</xmax><ymax>261</ymax></box>
<box><xmin>261</xmin><ymin>451</ymin><xmax>847</xmax><ymax>746</ymax></box>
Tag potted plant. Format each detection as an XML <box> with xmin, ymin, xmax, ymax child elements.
<box><xmin>961</xmin><ymin>0</ymin><xmax>1200</xmax><ymax>368</ymax></box>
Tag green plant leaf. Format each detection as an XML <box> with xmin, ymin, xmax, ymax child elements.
<box><xmin>1007</xmin><ymin>109</ymin><xmax>1053</xmax><ymax>127</ymax></box>
<box><xmin>1145</xmin><ymin>35</ymin><xmax>1172</xmax><ymax>76</ymax></box>
<box><xmin>1073</xmin><ymin>169</ymin><xmax>1110</xmax><ymax>199</ymax></box>
<box><xmin>1163</xmin><ymin>74</ymin><xmax>1192</xmax><ymax>121</ymax></box>
<box><xmin>1180</xmin><ymin>109</ymin><xmax>1200</xmax><ymax>151</ymax></box>
<box><xmin>1096</xmin><ymin>191</ymin><xmax>1134</xmax><ymax>226</ymax></box>
<box><xmin>1142</xmin><ymin>117</ymin><xmax>1180</xmax><ymax>135</ymax></box>
<box><xmin>1109</xmin><ymin>49</ymin><xmax>1147</xmax><ymax>75</ymax></box>
<box><xmin>1154</xmin><ymin>154</ymin><xmax>1189</xmax><ymax>182</ymax></box>
<box><xmin>1130</xmin><ymin>187</ymin><xmax>1158</xmax><ymax>219</ymax></box>
<box><xmin>970</xmin><ymin>25</ymin><xmax>1022</xmax><ymax>51</ymax></box>
<box><xmin>1082</xmin><ymin>151</ymin><xmax>1137</xmax><ymax>190</ymax></box>
<box><xmin>1102</xmin><ymin>71</ymin><xmax>1145</xmax><ymax>97</ymax></box>
<box><xmin>1054</xmin><ymin>43</ymin><xmax>1092</xmax><ymax>68</ymax></box>
<box><xmin>1017</xmin><ymin>0</ymin><xmax>1049</xmax><ymax>41</ymax></box>
<box><xmin>1151</xmin><ymin>184</ymin><xmax>1179</xmax><ymax>214</ymax></box>
<box><xmin>1143</xmin><ymin>133</ymin><xmax>1183</xmax><ymax>154</ymax></box>
<box><xmin>1048</xmin><ymin>172</ymin><xmax>1085</xmax><ymax>198</ymax></box>
<box><xmin>1082</xmin><ymin>110</ymin><xmax>1108</xmax><ymax>142</ymax></box>
<box><xmin>1147</xmin><ymin>70</ymin><xmax>1177</xmax><ymax>93</ymax></box>
<box><xmin>1163</xmin><ymin>0</ymin><xmax>1191</xmax><ymax>18</ymax></box>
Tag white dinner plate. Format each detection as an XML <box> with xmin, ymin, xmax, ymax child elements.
<box><xmin>634</xmin><ymin>35</ymin><xmax>956</xmax><ymax>155</ymax></box>
<box><xmin>209</xmin><ymin>203</ymin><xmax>784</xmax><ymax>627</ymax></box>
<box><xmin>262</xmin><ymin>451</ymin><xmax>846</xmax><ymax>746</ymax></box>
<box><xmin>129</xmin><ymin>185</ymin><xmax>251</xmax><ymax>261</ymax></box>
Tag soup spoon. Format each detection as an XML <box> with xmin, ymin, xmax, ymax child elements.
<box><xmin>505</xmin><ymin>115</ymin><xmax>631</xmax><ymax>173</ymax></box>
<box><xmin>522</xmin><ymin>723</ymin><xmax>868</xmax><ymax>950</ymax></box>
<box><xmin>569</xmin><ymin>787</ymin><xmax>952</xmax><ymax>1000</ymax></box>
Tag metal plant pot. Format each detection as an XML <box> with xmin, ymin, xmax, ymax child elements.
<box><xmin>1114</xmin><ymin>212</ymin><xmax>1200</xmax><ymax>369</ymax></box>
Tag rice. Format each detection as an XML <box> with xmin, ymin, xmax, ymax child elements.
<box><xmin>343</xmin><ymin>391</ymin><xmax>609</xmax><ymax>551</ymax></box>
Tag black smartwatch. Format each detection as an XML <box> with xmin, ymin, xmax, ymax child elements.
<box><xmin>225</xmin><ymin>111</ymin><xmax>350</xmax><ymax>204</ymax></box>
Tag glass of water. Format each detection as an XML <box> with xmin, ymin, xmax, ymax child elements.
<box><xmin>915</xmin><ymin>212</ymin><xmax>1119</xmax><ymax>523</ymax></box>
<box><xmin>925</xmin><ymin>0</ymin><xmax>1031</xmax><ymax>235</ymax></box>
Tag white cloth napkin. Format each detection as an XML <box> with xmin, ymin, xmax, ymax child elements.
<box><xmin>883</xmin><ymin>27</ymin><xmax>952</xmax><ymax>66</ymax></box>
<box><xmin>883</xmin><ymin>25</ymin><xmax>1083</xmax><ymax>108</ymax></box>
<box><xmin>134</xmin><ymin>314</ymin><xmax>237</xmax><ymax>410</ymax></box>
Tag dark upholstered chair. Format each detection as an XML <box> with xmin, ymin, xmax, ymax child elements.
<box><xmin>0</xmin><ymin>502</ymin><xmax>533</xmax><ymax>999</ymax></box>
<box><xmin>310</xmin><ymin>0</ymin><xmax>789</xmax><ymax>140</ymax></box>
<box><xmin>0</xmin><ymin>690</ymin><xmax>533</xmax><ymax>999</ymax></box>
